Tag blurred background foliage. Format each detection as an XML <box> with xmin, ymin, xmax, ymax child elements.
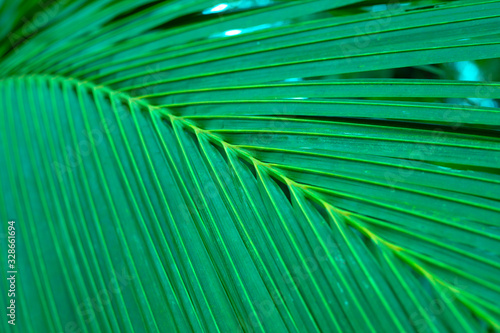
<box><xmin>3</xmin><ymin>0</ymin><xmax>498</xmax><ymax>106</ymax></box>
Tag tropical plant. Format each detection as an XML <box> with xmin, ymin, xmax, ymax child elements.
<box><xmin>1</xmin><ymin>0</ymin><xmax>500</xmax><ymax>332</ymax></box>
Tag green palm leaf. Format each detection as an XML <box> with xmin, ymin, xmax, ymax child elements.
<box><xmin>1</xmin><ymin>0</ymin><xmax>499</xmax><ymax>332</ymax></box>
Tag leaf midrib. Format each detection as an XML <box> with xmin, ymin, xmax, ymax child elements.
<box><xmin>4</xmin><ymin>73</ymin><xmax>499</xmax><ymax>329</ymax></box>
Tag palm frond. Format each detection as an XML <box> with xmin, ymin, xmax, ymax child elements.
<box><xmin>1</xmin><ymin>0</ymin><xmax>500</xmax><ymax>332</ymax></box>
